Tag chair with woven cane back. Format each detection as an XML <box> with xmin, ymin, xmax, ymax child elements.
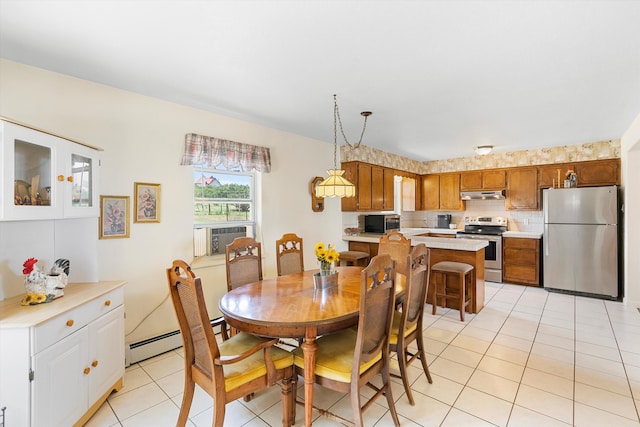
<box><xmin>388</xmin><ymin>243</ymin><xmax>433</xmax><ymax>405</ymax></box>
<box><xmin>167</xmin><ymin>260</ymin><xmax>296</xmax><ymax>427</ymax></box>
<box><xmin>225</xmin><ymin>237</ymin><xmax>263</xmax><ymax>291</ymax></box>
<box><xmin>291</xmin><ymin>254</ymin><xmax>401</xmax><ymax>427</ymax></box>
<box><xmin>275</xmin><ymin>233</ymin><xmax>304</xmax><ymax>276</ymax></box>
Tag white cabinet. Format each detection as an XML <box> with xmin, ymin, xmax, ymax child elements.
<box><xmin>0</xmin><ymin>281</ymin><xmax>125</xmax><ymax>427</ymax></box>
<box><xmin>0</xmin><ymin>118</ymin><xmax>101</xmax><ymax>221</ymax></box>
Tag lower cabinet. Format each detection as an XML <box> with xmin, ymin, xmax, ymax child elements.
<box><xmin>502</xmin><ymin>237</ymin><xmax>540</xmax><ymax>286</ymax></box>
<box><xmin>348</xmin><ymin>241</ymin><xmax>379</xmax><ymax>257</ymax></box>
<box><xmin>0</xmin><ymin>282</ymin><xmax>125</xmax><ymax>427</ymax></box>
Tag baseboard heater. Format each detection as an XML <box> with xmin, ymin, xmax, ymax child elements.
<box><xmin>125</xmin><ymin>318</ymin><xmax>225</xmax><ymax>366</ymax></box>
<box><xmin>125</xmin><ymin>330</ymin><xmax>183</xmax><ymax>367</ymax></box>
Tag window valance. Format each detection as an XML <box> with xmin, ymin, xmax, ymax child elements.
<box><xmin>181</xmin><ymin>133</ymin><xmax>271</xmax><ymax>173</ymax></box>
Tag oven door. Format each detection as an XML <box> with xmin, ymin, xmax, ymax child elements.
<box><xmin>456</xmin><ymin>233</ymin><xmax>503</xmax><ymax>281</ymax></box>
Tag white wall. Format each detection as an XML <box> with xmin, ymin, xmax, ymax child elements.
<box><xmin>621</xmin><ymin>112</ymin><xmax>640</xmax><ymax>306</ymax></box>
<box><xmin>0</xmin><ymin>59</ymin><xmax>346</xmax><ymax>344</ymax></box>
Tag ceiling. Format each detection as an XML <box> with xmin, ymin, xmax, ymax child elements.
<box><xmin>1</xmin><ymin>0</ymin><xmax>640</xmax><ymax>161</ymax></box>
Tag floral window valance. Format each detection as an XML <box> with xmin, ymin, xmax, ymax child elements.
<box><xmin>181</xmin><ymin>133</ymin><xmax>271</xmax><ymax>173</ymax></box>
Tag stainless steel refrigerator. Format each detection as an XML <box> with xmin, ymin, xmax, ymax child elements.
<box><xmin>543</xmin><ymin>185</ymin><xmax>619</xmax><ymax>298</ymax></box>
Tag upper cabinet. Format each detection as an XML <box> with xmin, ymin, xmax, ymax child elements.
<box><xmin>460</xmin><ymin>169</ymin><xmax>506</xmax><ymax>191</ymax></box>
<box><xmin>574</xmin><ymin>159</ymin><xmax>620</xmax><ymax>187</ymax></box>
<box><xmin>537</xmin><ymin>159</ymin><xmax>620</xmax><ymax>188</ymax></box>
<box><xmin>1</xmin><ymin>119</ymin><xmax>101</xmax><ymax>221</ymax></box>
<box><xmin>505</xmin><ymin>167</ymin><xmax>538</xmax><ymax>210</ymax></box>
<box><xmin>341</xmin><ymin>161</ymin><xmax>394</xmax><ymax>212</ymax></box>
<box><xmin>421</xmin><ymin>173</ymin><xmax>463</xmax><ymax>211</ymax></box>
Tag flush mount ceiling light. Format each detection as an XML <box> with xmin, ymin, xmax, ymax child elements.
<box><xmin>474</xmin><ymin>145</ymin><xmax>494</xmax><ymax>156</ymax></box>
<box><xmin>315</xmin><ymin>95</ymin><xmax>372</xmax><ymax>198</ymax></box>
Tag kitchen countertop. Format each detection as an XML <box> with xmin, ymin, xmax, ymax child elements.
<box><xmin>502</xmin><ymin>231</ymin><xmax>542</xmax><ymax>239</ymax></box>
<box><xmin>343</xmin><ymin>230</ymin><xmax>488</xmax><ymax>251</ymax></box>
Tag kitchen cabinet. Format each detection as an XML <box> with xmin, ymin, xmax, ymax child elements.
<box><xmin>421</xmin><ymin>173</ymin><xmax>463</xmax><ymax>211</ymax></box>
<box><xmin>341</xmin><ymin>161</ymin><xmax>394</xmax><ymax>212</ymax></box>
<box><xmin>503</xmin><ymin>237</ymin><xmax>540</xmax><ymax>286</ymax></box>
<box><xmin>1</xmin><ymin>119</ymin><xmax>101</xmax><ymax>221</ymax></box>
<box><xmin>460</xmin><ymin>169</ymin><xmax>506</xmax><ymax>191</ymax></box>
<box><xmin>505</xmin><ymin>167</ymin><xmax>538</xmax><ymax>210</ymax></box>
<box><xmin>575</xmin><ymin>158</ymin><xmax>620</xmax><ymax>187</ymax></box>
<box><xmin>537</xmin><ymin>163</ymin><xmax>574</xmax><ymax>189</ymax></box>
<box><xmin>537</xmin><ymin>159</ymin><xmax>620</xmax><ymax>188</ymax></box>
<box><xmin>0</xmin><ymin>281</ymin><xmax>126</xmax><ymax>427</ymax></box>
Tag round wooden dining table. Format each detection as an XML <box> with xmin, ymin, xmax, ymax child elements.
<box><xmin>218</xmin><ymin>266</ymin><xmax>406</xmax><ymax>427</ymax></box>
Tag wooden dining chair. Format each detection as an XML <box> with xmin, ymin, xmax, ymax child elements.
<box><xmin>389</xmin><ymin>243</ymin><xmax>433</xmax><ymax>405</ymax></box>
<box><xmin>378</xmin><ymin>231</ymin><xmax>411</xmax><ymax>279</ymax></box>
<box><xmin>291</xmin><ymin>254</ymin><xmax>401</xmax><ymax>427</ymax></box>
<box><xmin>275</xmin><ymin>233</ymin><xmax>304</xmax><ymax>276</ymax></box>
<box><xmin>167</xmin><ymin>260</ymin><xmax>296</xmax><ymax>427</ymax></box>
<box><xmin>225</xmin><ymin>236</ymin><xmax>263</xmax><ymax>291</ymax></box>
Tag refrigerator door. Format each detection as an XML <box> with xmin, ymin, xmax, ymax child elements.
<box><xmin>543</xmin><ymin>186</ymin><xmax>618</xmax><ymax>225</ymax></box>
<box><xmin>544</xmin><ymin>223</ymin><xmax>618</xmax><ymax>297</ymax></box>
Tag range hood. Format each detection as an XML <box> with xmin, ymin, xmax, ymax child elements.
<box><xmin>460</xmin><ymin>190</ymin><xmax>505</xmax><ymax>200</ymax></box>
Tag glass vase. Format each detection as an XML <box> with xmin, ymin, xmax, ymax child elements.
<box><xmin>320</xmin><ymin>261</ymin><xmax>332</xmax><ymax>276</ymax></box>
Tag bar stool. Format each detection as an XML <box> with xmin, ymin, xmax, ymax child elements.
<box><xmin>339</xmin><ymin>251</ymin><xmax>370</xmax><ymax>267</ymax></box>
<box><xmin>431</xmin><ymin>261</ymin><xmax>473</xmax><ymax>321</ymax></box>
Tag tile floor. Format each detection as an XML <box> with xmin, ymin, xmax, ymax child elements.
<box><xmin>86</xmin><ymin>282</ymin><xmax>640</xmax><ymax>426</ymax></box>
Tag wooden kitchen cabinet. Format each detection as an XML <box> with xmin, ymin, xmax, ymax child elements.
<box><xmin>575</xmin><ymin>158</ymin><xmax>620</xmax><ymax>187</ymax></box>
<box><xmin>341</xmin><ymin>161</ymin><xmax>394</xmax><ymax>212</ymax></box>
<box><xmin>421</xmin><ymin>173</ymin><xmax>463</xmax><ymax>211</ymax></box>
<box><xmin>537</xmin><ymin>159</ymin><xmax>620</xmax><ymax>188</ymax></box>
<box><xmin>503</xmin><ymin>237</ymin><xmax>540</xmax><ymax>286</ymax></box>
<box><xmin>460</xmin><ymin>169</ymin><xmax>506</xmax><ymax>191</ymax></box>
<box><xmin>0</xmin><ymin>281</ymin><xmax>126</xmax><ymax>427</ymax></box>
<box><xmin>537</xmin><ymin>163</ymin><xmax>574</xmax><ymax>189</ymax></box>
<box><xmin>506</xmin><ymin>167</ymin><xmax>538</xmax><ymax>210</ymax></box>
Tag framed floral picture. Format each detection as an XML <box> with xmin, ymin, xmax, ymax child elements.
<box><xmin>99</xmin><ymin>195</ymin><xmax>130</xmax><ymax>239</ymax></box>
<box><xmin>134</xmin><ymin>182</ymin><xmax>160</xmax><ymax>223</ymax></box>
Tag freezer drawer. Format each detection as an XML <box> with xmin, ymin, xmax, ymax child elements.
<box><xmin>543</xmin><ymin>223</ymin><xmax>618</xmax><ymax>298</ymax></box>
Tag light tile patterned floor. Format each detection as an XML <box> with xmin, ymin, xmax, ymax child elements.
<box><xmin>86</xmin><ymin>282</ymin><xmax>640</xmax><ymax>426</ymax></box>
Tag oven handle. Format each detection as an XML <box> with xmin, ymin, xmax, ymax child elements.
<box><xmin>456</xmin><ymin>234</ymin><xmax>502</xmax><ymax>241</ymax></box>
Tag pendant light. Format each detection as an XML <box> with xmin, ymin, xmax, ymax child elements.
<box><xmin>315</xmin><ymin>95</ymin><xmax>372</xmax><ymax>198</ymax></box>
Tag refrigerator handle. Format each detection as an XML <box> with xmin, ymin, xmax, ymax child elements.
<box><xmin>544</xmin><ymin>224</ymin><xmax>549</xmax><ymax>257</ymax></box>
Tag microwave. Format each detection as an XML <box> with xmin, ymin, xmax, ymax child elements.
<box><xmin>363</xmin><ymin>214</ymin><xmax>401</xmax><ymax>234</ymax></box>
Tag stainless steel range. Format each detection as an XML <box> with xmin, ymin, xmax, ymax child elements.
<box><xmin>456</xmin><ymin>216</ymin><xmax>507</xmax><ymax>283</ymax></box>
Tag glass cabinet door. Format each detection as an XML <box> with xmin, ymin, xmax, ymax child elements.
<box><xmin>14</xmin><ymin>139</ymin><xmax>53</xmax><ymax>207</ymax></box>
<box><xmin>71</xmin><ymin>153</ymin><xmax>93</xmax><ymax>208</ymax></box>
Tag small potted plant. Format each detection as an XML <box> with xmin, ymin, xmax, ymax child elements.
<box><xmin>313</xmin><ymin>242</ymin><xmax>340</xmax><ymax>288</ymax></box>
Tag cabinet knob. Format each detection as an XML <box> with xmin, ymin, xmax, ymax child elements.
<box><xmin>83</xmin><ymin>367</ymin><xmax>91</xmax><ymax>375</ymax></box>
<box><xmin>104</xmin><ymin>300</ymin><xmax>111</xmax><ymax>306</ymax></box>
<box><xmin>92</xmin><ymin>360</ymin><xmax>99</xmax><ymax>367</ymax></box>
<box><xmin>66</xmin><ymin>319</ymin><xmax>74</xmax><ymax>327</ymax></box>
<box><xmin>57</xmin><ymin>175</ymin><xmax>65</xmax><ymax>181</ymax></box>
<box><xmin>67</xmin><ymin>176</ymin><xmax>73</xmax><ymax>182</ymax></box>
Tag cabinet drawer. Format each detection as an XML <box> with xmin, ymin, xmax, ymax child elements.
<box><xmin>33</xmin><ymin>287</ymin><xmax>124</xmax><ymax>354</ymax></box>
<box><xmin>348</xmin><ymin>241</ymin><xmax>371</xmax><ymax>254</ymax></box>
<box><xmin>503</xmin><ymin>237</ymin><xmax>538</xmax><ymax>249</ymax></box>
<box><xmin>504</xmin><ymin>248</ymin><xmax>538</xmax><ymax>264</ymax></box>
<box><xmin>504</xmin><ymin>265</ymin><xmax>538</xmax><ymax>284</ymax></box>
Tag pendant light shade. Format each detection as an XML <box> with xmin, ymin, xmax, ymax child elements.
<box><xmin>315</xmin><ymin>169</ymin><xmax>356</xmax><ymax>198</ymax></box>
<box><xmin>316</xmin><ymin>95</ymin><xmax>371</xmax><ymax>199</ymax></box>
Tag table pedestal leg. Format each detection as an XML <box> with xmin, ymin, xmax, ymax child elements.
<box><xmin>302</xmin><ymin>329</ymin><xmax>317</xmax><ymax>427</ymax></box>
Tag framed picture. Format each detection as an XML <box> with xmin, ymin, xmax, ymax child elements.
<box><xmin>134</xmin><ymin>182</ymin><xmax>161</xmax><ymax>223</ymax></box>
<box><xmin>99</xmin><ymin>196</ymin><xmax>130</xmax><ymax>239</ymax></box>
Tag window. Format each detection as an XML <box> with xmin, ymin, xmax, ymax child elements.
<box><xmin>193</xmin><ymin>166</ymin><xmax>256</xmax><ymax>256</ymax></box>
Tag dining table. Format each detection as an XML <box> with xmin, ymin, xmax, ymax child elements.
<box><xmin>218</xmin><ymin>266</ymin><xmax>406</xmax><ymax>427</ymax></box>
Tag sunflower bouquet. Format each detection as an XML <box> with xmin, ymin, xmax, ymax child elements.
<box><xmin>314</xmin><ymin>242</ymin><xmax>340</xmax><ymax>276</ymax></box>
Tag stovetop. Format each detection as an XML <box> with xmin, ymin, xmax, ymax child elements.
<box><xmin>457</xmin><ymin>216</ymin><xmax>508</xmax><ymax>236</ymax></box>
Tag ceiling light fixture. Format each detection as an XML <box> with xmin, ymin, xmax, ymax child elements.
<box><xmin>474</xmin><ymin>145</ymin><xmax>494</xmax><ymax>156</ymax></box>
<box><xmin>315</xmin><ymin>95</ymin><xmax>372</xmax><ymax>198</ymax></box>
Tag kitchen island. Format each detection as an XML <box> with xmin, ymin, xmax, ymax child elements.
<box><xmin>343</xmin><ymin>230</ymin><xmax>488</xmax><ymax>313</ymax></box>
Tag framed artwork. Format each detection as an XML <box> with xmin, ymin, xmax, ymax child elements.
<box><xmin>134</xmin><ymin>182</ymin><xmax>161</xmax><ymax>223</ymax></box>
<box><xmin>99</xmin><ymin>195</ymin><xmax>130</xmax><ymax>239</ymax></box>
